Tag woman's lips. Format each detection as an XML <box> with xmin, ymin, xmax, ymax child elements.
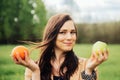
<box><xmin>64</xmin><ymin>42</ymin><xmax>73</xmax><ymax>46</ymax></box>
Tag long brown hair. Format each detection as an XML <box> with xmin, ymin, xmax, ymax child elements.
<box><xmin>37</xmin><ymin>13</ymin><xmax>78</xmax><ymax>80</ymax></box>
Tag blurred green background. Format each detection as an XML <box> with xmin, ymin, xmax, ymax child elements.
<box><xmin>0</xmin><ymin>44</ymin><xmax>120</xmax><ymax>80</ymax></box>
<box><xmin>0</xmin><ymin>0</ymin><xmax>120</xmax><ymax>44</ymax></box>
<box><xmin>0</xmin><ymin>0</ymin><xmax>47</xmax><ymax>44</ymax></box>
<box><xmin>0</xmin><ymin>0</ymin><xmax>120</xmax><ymax>80</ymax></box>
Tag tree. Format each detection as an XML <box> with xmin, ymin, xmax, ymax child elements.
<box><xmin>0</xmin><ymin>0</ymin><xmax>47</xmax><ymax>44</ymax></box>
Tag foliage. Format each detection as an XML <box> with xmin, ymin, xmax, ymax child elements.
<box><xmin>0</xmin><ymin>0</ymin><xmax>47</xmax><ymax>44</ymax></box>
<box><xmin>77</xmin><ymin>21</ymin><xmax>120</xmax><ymax>43</ymax></box>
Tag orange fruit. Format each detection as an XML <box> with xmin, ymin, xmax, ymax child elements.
<box><xmin>11</xmin><ymin>46</ymin><xmax>29</xmax><ymax>60</ymax></box>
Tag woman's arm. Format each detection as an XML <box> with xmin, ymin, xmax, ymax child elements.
<box><xmin>32</xmin><ymin>70</ymin><xmax>40</xmax><ymax>80</ymax></box>
<box><xmin>25</xmin><ymin>67</ymin><xmax>40</xmax><ymax>80</ymax></box>
<box><xmin>82</xmin><ymin>50</ymin><xmax>108</xmax><ymax>80</ymax></box>
<box><xmin>25</xmin><ymin>68</ymin><xmax>32</xmax><ymax>80</ymax></box>
<box><xmin>11</xmin><ymin>51</ymin><xmax>40</xmax><ymax>80</ymax></box>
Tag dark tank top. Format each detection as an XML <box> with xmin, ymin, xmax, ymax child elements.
<box><xmin>53</xmin><ymin>76</ymin><xmax>63</xmax><ymax>80</ymax></box>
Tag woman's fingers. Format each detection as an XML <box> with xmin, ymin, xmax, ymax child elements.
<box><xmin>91</xmin><ymin>49</ymin><xmax>109</xmax><ymax>65</ymax></box>
<box><xmin>104</xmin><ymin>49</ymin><xmax>109</xmax><ymax>60</ymax></box>
<box><xmin>15</xmin><ymin>52</ymin><xmax>24</xmax><ymax>64</ymax></box>
<box><xmin>24</xmin><ymin>50</ymin><xmax>29</xmax><ymax>61</ymax></box>
<box><xmin>11</xmin><ymin>55</ymin><xmax>19</xmax><ymax>64</ymax></box>
<box><xmin>95</xmin><ymin>49</ymin><xmax>109</xmax><ymax>63</ymax></box>
<box><xmin>14</xmin><ymin>52</ymin><xmax>28</xmax><ymax>67</ymax></box>
<box><xmin>97</xmin><ymin>51</ymin><xmax>105</xmax><ymax>65</ymax></box>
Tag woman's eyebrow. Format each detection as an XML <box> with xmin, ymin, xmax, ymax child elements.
<box><xmin>71</xmin><ymin>29</ymin><xmax>76</xmax><ymax>31</ymax></box>
<box><xmin>59</xmin><ymin>29</ymin><xmax>67</xmax><ymax>32</ymax></box>
<box><xmin>60</xmin><ymin>28</ymin><xmax>76</xmax><ymax>31</ymax></box>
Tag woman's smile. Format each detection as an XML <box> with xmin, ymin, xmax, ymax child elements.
<box><xmin>63</xmin><ymin>42</ymin><xmax>73</xmax><ymax>46</ymax></box>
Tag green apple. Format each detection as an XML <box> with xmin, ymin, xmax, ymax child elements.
<box><xmin>92</xmin><ymin>41</ymin><xmax>107</xmax><ymax>56</ymax></box>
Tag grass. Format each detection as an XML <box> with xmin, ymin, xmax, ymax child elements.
<box><xmin>0</xmin><ymin>44</ymin><xmax>120</xmax><ymax>80</ymax></box>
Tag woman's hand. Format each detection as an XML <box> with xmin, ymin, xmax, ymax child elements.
<box><xmin>11</xmin><ymin>51</ymin><xmax>39</xmax><ymax>72</ymax></box>
<box><xmin>85</xmin><ymin>50</ymin><xmax>109</xmax><ymax>74</ymax></box>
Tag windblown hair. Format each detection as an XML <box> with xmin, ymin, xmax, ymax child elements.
<box><xmin>37</xmin><ymin>13</ymin><xmax>79</xmax><ymax>80</ymax></box>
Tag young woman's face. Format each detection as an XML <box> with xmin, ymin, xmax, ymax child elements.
<box><xmin>55</xmin><ymin>20</ymin><xmax>77</xmax><ymax>52</ymax></box>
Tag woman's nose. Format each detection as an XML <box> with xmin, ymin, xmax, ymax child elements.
<box><xmin>66</xmin><ymin>33</ymin><xmax>72</xmax><ymax>39</ymax></box>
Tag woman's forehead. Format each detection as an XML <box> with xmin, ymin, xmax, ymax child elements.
<box><xmin>60</xmin><ymin>20</ymin><xmax>75</xmax><ymax>30</ymax></box>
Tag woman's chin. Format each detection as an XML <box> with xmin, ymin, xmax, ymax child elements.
<box><xmin>63</xmin><ymin>48</ymin><xmax>72</xmax><ymax>52</ymax></box>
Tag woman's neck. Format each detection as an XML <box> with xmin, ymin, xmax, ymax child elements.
<box><xmin>51</xmin><ymin>49</ymin><xmax>65</xmax><ymax>76</ymax></box>
<box><xmin>54</xmin><ymin>48</ymin><xmax>65</xmax><ymax>61</ymax></box>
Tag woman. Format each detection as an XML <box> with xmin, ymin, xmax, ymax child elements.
<box><xmin>11</xmin><ymin>13</ymin><xmax>109</xmax><ymax>80</ymax></box>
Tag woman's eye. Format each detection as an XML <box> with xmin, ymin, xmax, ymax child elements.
<box><xmin>59</xmin><ymin>31</ymin><xmax>76</xmax><ymax>35</ymax></box>
<box><xmin>59</xmin><ymin>32</ymin><xmax>66</xmax><ymax>34</ymax></box>
<box><xmin>71</xmin><ymin>32</ymin><xmax>76</xmax><ymax>34</ymax></box>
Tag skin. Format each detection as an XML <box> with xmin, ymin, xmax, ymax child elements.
<box><xmin>11</xmin><ymin>20</ymin><xmax>109</xmax><ymax>80</ymax></box>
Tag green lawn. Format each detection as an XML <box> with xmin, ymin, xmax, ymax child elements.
<box><xmin>0</xmin><ymin>44</ymin><xmax>120</xmax><ymax>80</ymax></box>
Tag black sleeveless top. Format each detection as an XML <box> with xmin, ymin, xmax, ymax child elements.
<box><xmin>53</xmin><ymin>76</ymin><xmax>63</xmax><ymax>80</ymax></box>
